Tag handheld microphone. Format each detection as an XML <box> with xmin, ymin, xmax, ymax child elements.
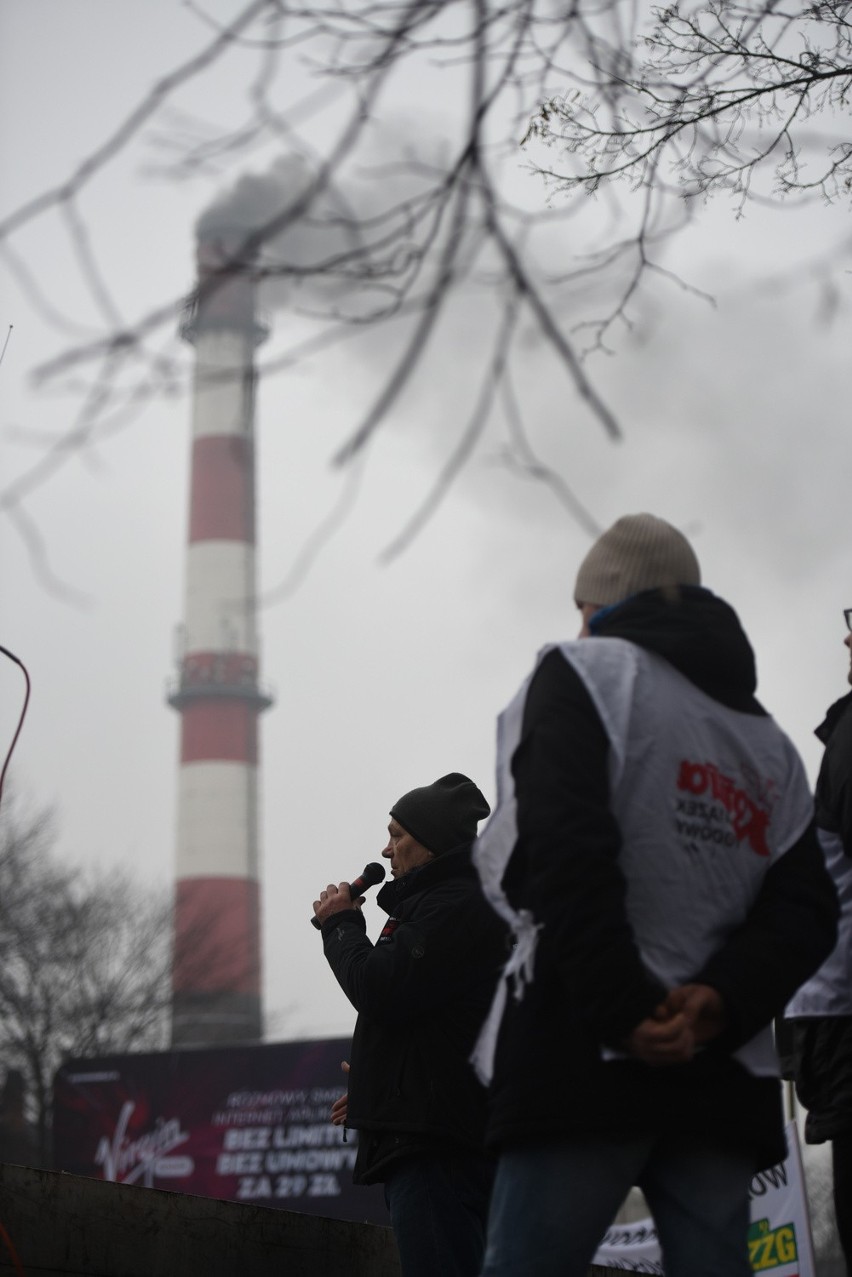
<box><xmin>311</xmin><ymin>861</ymin><xmax>386</xmax><ymax>930</ymax></box>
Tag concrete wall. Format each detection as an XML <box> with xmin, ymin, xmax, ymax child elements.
<box><xmin>0</xmin><ymin>1163</ymin><xmax>624</xmax><ymax>1276</ymax></box>
<box><xmin>0</xmin><ymin>1163</ymin><xmax>400</xmax><ymax>1277</ymax></box>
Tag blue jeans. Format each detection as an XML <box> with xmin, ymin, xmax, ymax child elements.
<box><xmin>482</xmin><ymin>1134</ymin><xmax>753</xmax><ymax>1277</ymax></box>
<box><xmin>383</xmin><ymin>1151</ymin><xmax>494</xmax><ymax>1277</ymax></box>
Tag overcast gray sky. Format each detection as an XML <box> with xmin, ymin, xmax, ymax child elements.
<box><xmin>1</xmin><ymin>0</ymin><xmax>850</xmax><ymax>1043</ymax></box>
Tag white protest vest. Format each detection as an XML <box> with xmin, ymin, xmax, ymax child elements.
<box><xmin>786</xmin><ymin>825</ymin><xmax>852</xmax><ymax>1017</ymax></box>
<box><xmin>473</xmin><ymin>639</ymin><xmax>814</xmax><ymax>1084</ymax></box>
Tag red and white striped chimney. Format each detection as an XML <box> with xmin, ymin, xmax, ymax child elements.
<box><xmin>168</xmin><ymin>227</ymin><xmax>272</xmax><ymax>1046</ymax></box>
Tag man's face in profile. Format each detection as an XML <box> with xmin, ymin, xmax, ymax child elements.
<box><xmin>382</xmin><ymin>819</ymin><xmax>433</xmax><ymax>879</ymax></box>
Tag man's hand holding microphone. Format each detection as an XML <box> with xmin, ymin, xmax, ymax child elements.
<box><xmin>310</xmin><ymin>862</ymin><xmax>386</xmax><ymax>929</ymax></box>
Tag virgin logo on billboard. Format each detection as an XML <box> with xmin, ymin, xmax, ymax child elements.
<box><xmin>95</xmin><ymin>1100</ymin><xmax>194</xmax><ymax>1187</ymax></box>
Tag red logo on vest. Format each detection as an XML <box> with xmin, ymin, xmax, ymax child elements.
<box><xmin>676</xmin><ymin>760</ymin><xmax>771</xmax><ymax>857</ymax></box>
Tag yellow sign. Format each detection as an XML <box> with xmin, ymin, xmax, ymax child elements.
<box><xmin>749</xmin><ymin>1217</ymin><xmax>798</xmax><ymax>1272</ymax></box>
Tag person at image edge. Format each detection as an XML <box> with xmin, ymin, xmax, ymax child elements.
<box><xmin>786</xmin><ymin>605</ymin><xmax>852</xmax><ymax>1277</ymax></box>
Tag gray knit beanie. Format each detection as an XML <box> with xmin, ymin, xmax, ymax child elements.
<box><xmin>390</xmin><ymin>773</ymin><xmax>490</xmax><ymax>855</ymax></box>
<box><xmin>574</xmin><ymin>514</ymin><xmax>701</xmax><ymax>607</ymax></box>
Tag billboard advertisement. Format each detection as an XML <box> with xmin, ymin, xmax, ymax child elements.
<box><xmin>53</xmin><ymin>1039</ymin><xmax>388</xmax><ymax>1224</ymax></box>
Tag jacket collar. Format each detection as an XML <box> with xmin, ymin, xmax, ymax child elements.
<box><xmin>376</xmin><ymin>844</ymin><xmax>474</xmax><ymax>914</ymax></box>
<box><xmin>815</xmin><ymin>690</ymin><xmax>852</xmax><ymax>745</ymax></box>
<box><xmin>591</xmin><ymin>585</ymin><xmax>761</xmax><ymax>712</ymax></box>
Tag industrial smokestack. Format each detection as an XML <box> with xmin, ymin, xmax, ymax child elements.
<box><xmin>168</xmin><ymin>226</ymin><xmax>272</xmax><ymax>1047</ymax></box>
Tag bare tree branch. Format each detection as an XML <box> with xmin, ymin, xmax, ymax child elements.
<box><xmin>497</xmin><ymin>368</ymin><xmax>604</xmax><ymax>539</ymax></box>
<box><xmin>3</xmin><ymin>1</ymin><xmax>629</xmax><ymax>560</ymax></box>
<box><xmin>6</xmin><ymin>0</ymin><xmax>847</xmax><ymax>586</ymax></box>
<box><xmin>0</xmin><ymin>0</ymin><xmax>274</xmax><ymax>242</ymax></box>
<box><xmin>379</xmin><ymin>284</ymin><xmax>523</xmax><ymax>563</ymax></box>
<box><xmin>0</xmin><ymin>805</ymin><xmax>173</xmax><ymax>1163</ymax></box>
<box><xmin>529</xmin><ymin>1</ymin><xmax>852</xmax><ymax>208</ymax></box>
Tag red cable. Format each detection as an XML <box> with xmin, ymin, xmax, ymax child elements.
<box><xmin>0</xmin><ymin>1218</ymin><xmax>25</xmax><ymax>1276</ymax></box>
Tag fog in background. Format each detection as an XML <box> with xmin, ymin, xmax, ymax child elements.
<box><xmin>1</xmin><ymin>1</ymin><xmax>850</xmax><ymax>1044</ymax></box>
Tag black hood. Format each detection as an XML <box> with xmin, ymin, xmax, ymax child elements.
<box><xmin>591</xmin><ymin>586</ymin><xmax>761</xmax><ymax>713</ymax></box>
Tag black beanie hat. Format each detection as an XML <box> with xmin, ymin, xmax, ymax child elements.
<box><xmin>390</xmin><ymin>773</ymin><xmax>490</xmax><ymax>855</ymax></box>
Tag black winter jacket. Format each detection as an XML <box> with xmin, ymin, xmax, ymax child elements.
<box><xmin>788</xmin><ymin>689</ymin><xmax>852</xmax><ymax>1142</ymax></box>
<box><xmin>488</xmin><ymin>587</ymin><xmax>839</xmax><ymax>1171</ymax></box>
<box><xmin>322</xmin><ymin>846</ymin><xmax>507</xmax><ymax>1183</ymax></box>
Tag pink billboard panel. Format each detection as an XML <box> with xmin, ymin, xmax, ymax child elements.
<box><xmin>52</xmin><ymin>1039</ymin><xmax>387</xmax><ymax>1224</ymax></box>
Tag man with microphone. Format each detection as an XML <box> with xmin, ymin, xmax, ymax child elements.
<box><xmin>312</xmin><ymin>773</ymin><xmax>506</xmax><ymax>1277</ymax></box>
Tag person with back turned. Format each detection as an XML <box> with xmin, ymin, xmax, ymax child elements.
<box><xmin>786</xmin><ymin>605</ymin><xmax>852</xmax><ymax>1276</ymax></box>
<box><xmin>312</xmin><ymin>773</ymin><xmax>506</xmax><ymax>1277</ymax></box>
<box><xmin>473</xmin><ymin>514</ymin><xmax>839</xmax><ymax>1277</ymax></box>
